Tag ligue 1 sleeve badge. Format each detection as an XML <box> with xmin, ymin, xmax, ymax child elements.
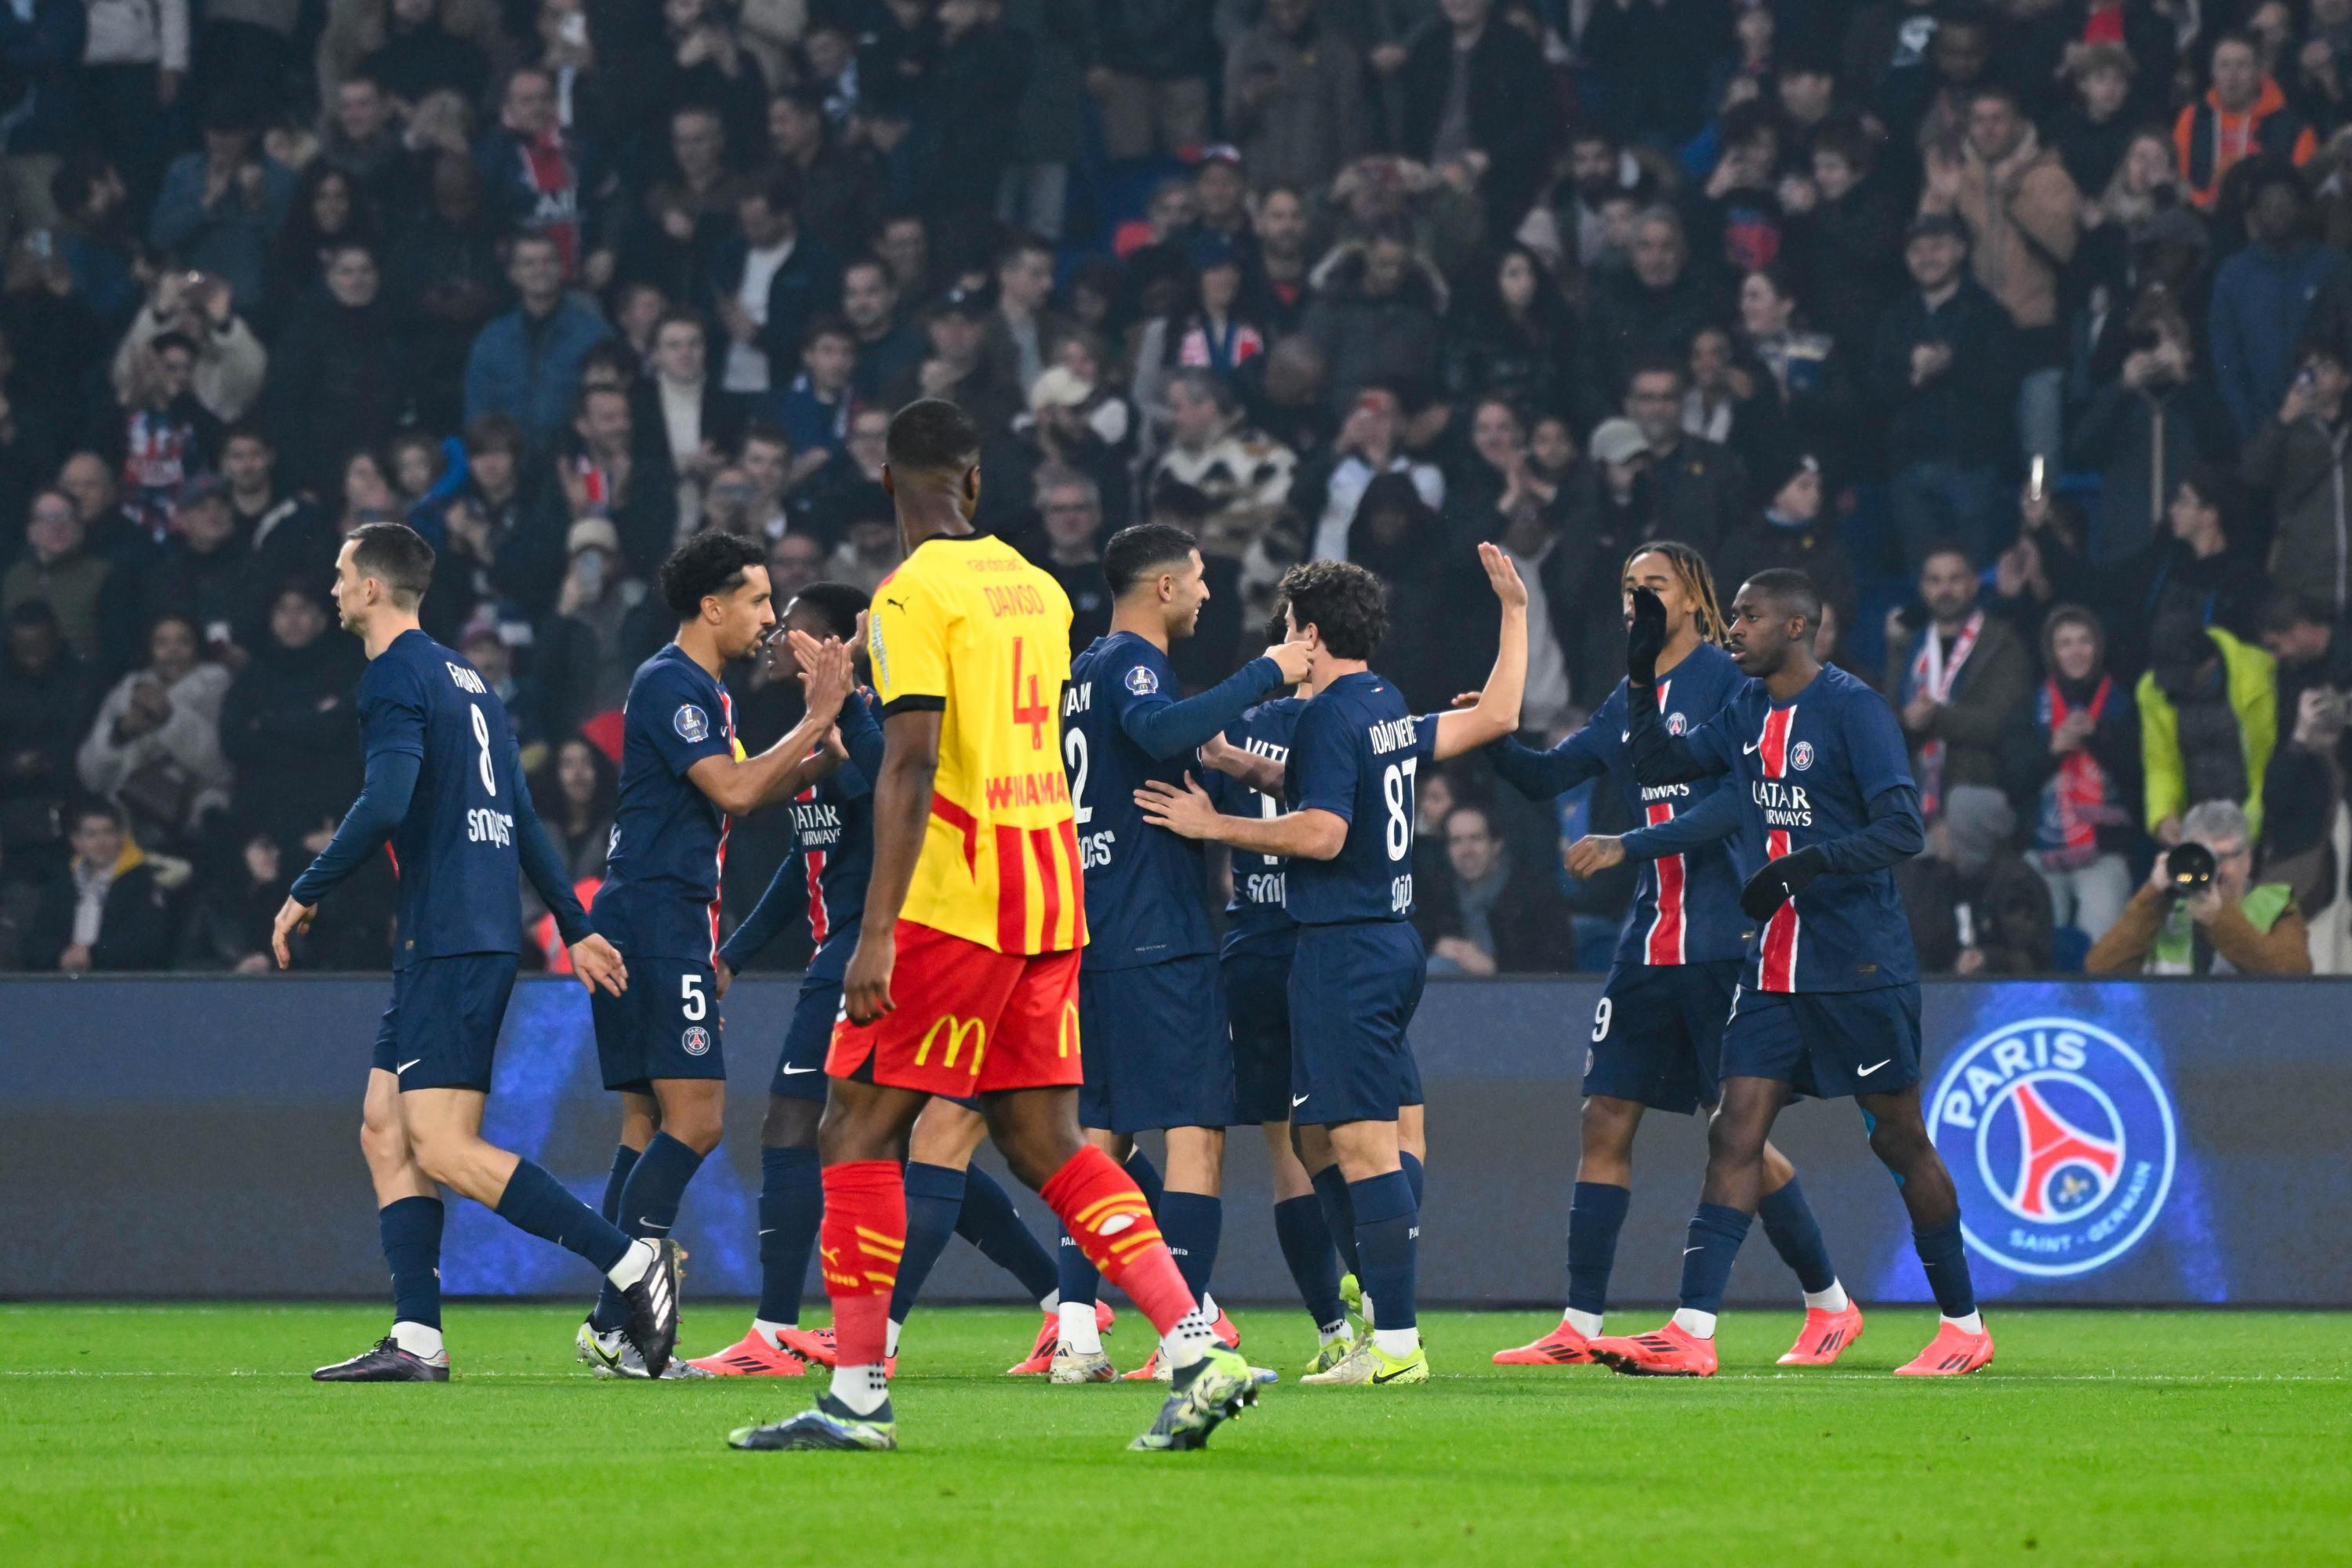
<box><xmin>675</xmin><ymin>704</ymin><xmax>711</xmax><ymax>742</ymax></box>
<box><xmin>1927</xmin><ymin>1017</ymin><xmax>2178</xmax><ymax>1279</ymax></box>
<box><xmin>1124</xmin><ymin>663</ymin><xmax>1160</xmax><ymax>695</ymax></box>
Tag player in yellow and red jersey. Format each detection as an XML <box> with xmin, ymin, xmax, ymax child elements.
<box><xmin>728</xmin><ymin>400</ymin><xmax>1265</xmax><ymax>1455</ymax></box>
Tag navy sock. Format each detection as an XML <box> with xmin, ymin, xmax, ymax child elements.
<box><xmin>1123</xmin><ymin>1148</ymin><xmax>1166</xmax><ymax>1211</ymax></box>
<box><xmin>379</xmin><ymin>1196</ymin><xmax>444</xmax><ymax>1330</ymax></box>
<box><xmin>495</xmin><ymin>1157</ymin><xmax>631</xmax><ymax>1273</ymax></box>
<box><xmin>1913</xmin><ymin>1218</ymin><xmax>1978</xmax><ymax>1319</ymax></box>
<box><xmin>1677</xmin><ymin>1203</ymin><xmax>1753</xmax><ymax>1316</ymax></box>
<box><xmin>1400</xmin><ymin>1150</ymin><xmax>1425</xmax><ymax>1208</ymax></box>
<box><xmin>591</xmin><ymin>1133</ymin><xmax>706</xmax><ymax>1331</ymax></box>
<box><xmin>1159</xmin><ymin>1191</ymin><xmax>1222</xmax><ymax>1303</ymax></box>
<box><xmin>1348</xmin><ymin>1171</ymin><xmax>1418</xmax><ymax>1333</ymax></box>
<box><xmin>1758</xmin><ymin>1176</ymin><xmax>1838</xmax><ymax>1295</ymax></box>
<box><xmin>757</xmin><ymin>1145</ymin><xmax>822</xmax><ymax>1326</ymax></box>
<box><xmin>1309</xmin><ymin>1164</ymin><xmax>1360</xmax><ymax>1276</ymax></box>
<box><xmin>888</xmin><ymin>1162</ymin><xmax>967</xmax><ymax>1323</ymax></box>
<box><xmin>1055</xmin><ymin>1226</ymin><xmax>1100</xmax><ymax>1308</ymax></box>
<box><xmin>597</xmin><ymin>1143</ymin><xmax>640</xmax><ymax>1224</ymax></box>
<box><xmin>1566</xmin><ymin>1181</ymin><xmax>1630</xmax><ymax>1319</ymax></box>
<box><xmin>1272</xmin><ymin>1193</ymin><xmax>1345</xmax><ymax>1328</ymax></box>
<box><xmin>953</xmin><ymin>1163</ymin><xmax>1058</xmax><ymax>1302</ymax></box>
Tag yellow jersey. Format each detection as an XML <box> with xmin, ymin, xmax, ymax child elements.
<box><xmin>866</xmin><ymin>532</ymin><xmax>1087</xmax><ymax>955</ymax></box>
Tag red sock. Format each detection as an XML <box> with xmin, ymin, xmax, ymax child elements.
<box><xmin>1040</xmin><ymin>1145</ymin><xmax>1197</xmax><ymax>1337</ymax></box>
<box><xmin>819</xmin><ymin>1160</ymin><xmax>904</xmax><ymax>1367</ymax></box>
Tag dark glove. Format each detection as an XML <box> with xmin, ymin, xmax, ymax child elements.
<box><xmin>1740</xmin><ymin>844</ymin><xmax>1828</xmax><ymax>920</ymax></box>
<box><xmin>1627</xmin><ymin>586</ymin><xmax>1667</xmax><ymax>688</ymax></box>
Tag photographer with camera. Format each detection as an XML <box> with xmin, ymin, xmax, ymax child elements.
<box><xmin>2085</xmin><ymin>800</ymin><xmax>2311</xmax><ymax>975</ymax></box>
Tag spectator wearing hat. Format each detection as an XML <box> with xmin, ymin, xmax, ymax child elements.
<box><xmin>537</xmin><ymin>514</ymin><xmax>663</xmax><ymax>738</ymax></box>
<box><xmin>1888</xmin><ymin>540</ymin><xmax>2034</xmax><ymax>818</ymax></box>
<box><xmin>707</xmin><ymin>167</ymin><xmax>839</xmax><ymax>401</ymax></box>
<box><xmin>2003</xmin><ymin>604</ymin><xmax>2141</xmax><ymax>944</ymax></box>
<box><xmin>2245</xmin><ymin>338</ymin><xmax>2352</xmax><ymax>612</ymax></box>
<box><xmin>2175</xmin><ymin>31</ymin><xmax>2317</xmax><ymax>212</ymax></box>
<box><xmin>1552</xmin><ymin>416</ymin><xmax>1657</xmax><ymax>696</ymax></box>
<box><xmin>2209</xmin><ymin>164</ymin><xmax>2351</xmax><ymax>437</ymax></box>
<box><xmin>1017</xmin><ymin>339</ymin><xmax>1136</xmax><ymax>529</ymax></box>
<box><xmin>2048</xmin><ymin>42</ymin><xmax>2141</xmax><ymax>198</ymax></box>
<box><xmin>1874</xmin><ymin>211</ymin><xmax>2020</xmax><ymax>572</ymax></box>
<box><xmin>2071</xmin><ymin>291</ymin><xmax>2236</xmax><ymax>565</ymax></box>
<box><xmin>463</xmin><ymin>231</ymin><xmax>614</xmax><ymax>453</ymax></box>
<box><xmin>1715</xmin><ymin>451</ymin><xmax>1857</xmax><ymax>630</ymax></box>
<box><xmin>1896</xmin><ymin>783</ymin><xmax>2056</xmax><ymax>973</ymax></box>
<box><xmin>884</xmin><ymin>285</ymin><xmax>1021</xmax><ymax>441</ymax></box>
<box><xmin>1224</xmin><ymin>0</ymin><xmax>1370</xmax><ymax>195</ymax></box>
<box><xmin>1182</xmin><ymin>143</ymin><xmax>1261</xmax><ymax>263</ymax></box>
<box><xmin>145</xmin><ymin>96</ymin><xmax>295</xmax><ymax>316</ymax></box>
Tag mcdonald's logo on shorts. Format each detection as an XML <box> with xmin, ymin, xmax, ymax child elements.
<box><xmin>916</xmin><ymin>1014</ymin><xmax>987</xmax><ymax>1076</ymax></box>
<box><xmin>1059</xmin><ymin>1000</ymin><xmax>1081</xmax><ymax>1059</ymax></box>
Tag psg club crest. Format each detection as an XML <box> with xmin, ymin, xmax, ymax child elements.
<box><xmin>1667</xmin><ymin>711</ymin><xmax>1688</xmax><ymax>735</ymax></box>
<box><xmin>681</xmin><ymin>1025</ymin><xmax>713</xmax><ymax>1057</ymax></box>
<box><xmin>1789</xmin><ymin>741</ymin><xmax>1815</xmax><ymax>771</ymax></box>
<box><xmin>1926</xmin><ymin>1017</ymin><xmax>2177</xmax><ymax>1279</ymax></box>
<box><xmin>1124</xmin><ymin>664</ymin><xmax>1160</xmax><ymax>696</ymax></box>
<box><xmin>674</xmin><ymin>704</ymin><xmax>710</xmax><ymax>742</ymax></box>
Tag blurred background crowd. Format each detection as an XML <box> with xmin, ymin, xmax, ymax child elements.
<box><xmin>2</xmin><ymin>0</ymin><xmax>2349</xmax><ymax>980</ymax></box>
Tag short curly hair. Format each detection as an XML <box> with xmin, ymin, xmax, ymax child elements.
<box><xmin>660</xmin><ymin>530</ymin><xmax>768</xmax><ymax>620</ymax></box>
<box><xmin>1278</xmin><ymin>559</ymin><xmax>1387</xmax><ymax>661</ymax></box>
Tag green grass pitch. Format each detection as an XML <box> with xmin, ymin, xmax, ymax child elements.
<box><xmin>4</xmin><ymin>1304</ymin><xmax>2346</xmax><ymax>1565</ymax></box>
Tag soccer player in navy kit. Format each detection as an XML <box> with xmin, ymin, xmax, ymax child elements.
<box><xmin>1483</xmin><ymin>545</ymin><xmax>1860</xmax><ymax>1370</ymax></box>
<box><xmin>1600</xmin><ymin>568</ymin><xmax>1995</xmax><ymax>1377</ymax></box>
<box><xmin>576</xmin><ymin>532</ymin><xmax>854</xmax><ymax>1376</ymax></box>
<box><xmin>1141</xmin><ymin>546</ymin><xmax>1528</xmax><ymax>1386</ymax></box>
<box><xmin>1047</xmin><ymin>523</ymin><xmax>1312</xmax><ymax>1384</ymax></box>
<box><xmin>277</xmin><ymin>524</ymin><xmax>683</xmax><ymax>1382</ymax></box>
<box><xmin>688</xmin><ymin>583</ymin><xmax>1086</xmax><ymax>1377</ymax></box>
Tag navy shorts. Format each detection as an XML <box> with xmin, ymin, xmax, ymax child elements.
<box><xmin>371</xmin><ymin>953</ymin><xmax>518</xmax><ymax>1093</ymax></box>
<box><xmin>591</xmin><ymin>953</ymin><xmax>726</xmax><ymax>1093</ymax></box>
<box><xmin>1584</xmin><ymin>959</ymin><xmax>1740</xmax><ymax>1115</ymax></box>
<box><xmin>1719</xmin><ymin>983</ymin><xmax>1922</xmax><ymax>1100</ymax></box>
<box><xmin>1287</xmin><ymin>920</ymin><xmax>1426</xmax><ymax>1127</ymax></box>
<box><xmin>1223</xmin><ymin>946</ymin><xmax>1297</xmax><ymax>1125</ymax></box>
<box><xmin>1077</xmin><ymin>953</ymin><xmax>1233</xmax><ymax>1134</ymax></box>
<box><xmin>771</xmin><ymin>971</ymin><xmax>842</xmax><ymax>1101</ymax></box>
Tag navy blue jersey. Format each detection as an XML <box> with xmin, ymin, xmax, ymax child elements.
<box><xmin>1283</xmin><ymin>672</ymin><xmax>1438</xmax><ymax>927</ymax></box>
<box><xmin>360</xmin><ymin>630</ymin><xmax>527</xmax><ymax>963</ymax></box>
<box><xmin>1205</xmin><ymin>696</ymin><xmax>1305</xmax><ymax>957</ymax></box>
<box><xmin>593</xmin><ymin>644</ymin><xmax>739</xmax><ymax>960</ymax></box>
<box><xmin>722</xmin><ymin>689</ymin><xmax>881</xmax><ymax>982</ymax></box>
<box><xmin>1064</xmin><ymin>632</ymin><xmax>1283</xmax><ymax>969</ymax></box>
<box><xmin>1490</xmin><ymin>644</ymin><xmax>1753</xmax><ymax>968</ymax></box>
<box><xmin>1634</xmin><ymin>662</ymin><xmax>1922</xmax><ymax>994</ymax></box>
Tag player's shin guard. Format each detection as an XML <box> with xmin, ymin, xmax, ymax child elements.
<box><xmin>598</xmin><ymin>1144</ymin><xmax>640</xmax><ymax>1225</ymax></box>
<box><xmin>1912</xmin><ymin>1218</ymin><xmax>1979</xmax><ymax>1322</ymax></box>
<box><xmin>1677</xmin><ymin>1203</ymin><xmax>1753</xmax><ymax>1323</ymax></box>
<box><xmin>1349</xmin><ymin>1171</ymin><xmax>1418</xmax><ymax>1340</ymax></box>
<box><xmin>818</xmin><ymin>1161</ymin><xmax>906</xmax><ymax>1371</ymax></box>
<box><xmin>954</xmin><ymin>1163</ymin><xmax>1059</xmax><ymax>1301</ymax></box>
<box><xmin>1272</xmin><ymin>1193</ymin><xmax>1345</xmax><ymax>1328</ymax></box>
<box><xmin>1757</xmin><ymin>1176</ymin><xmax>1839</xmax><ymax>1296</ymax></box>
<box><xmin>887</xmin><ymin>1162</ymin><xmax>967</xmax><ymax>1325</ymax></box>
<box><xmin>1308</xmin><ymin>1164</ymin><xmax>1362</xmax><ymax>1275</ymax></box>
<box><xmin>493</xmin><ymin>1157</ymin><xmax>633</xmax><ymax>1272</ymax></box>
<box><xmin>591</xmin><ymin>1133</ymin><xmax>705</xmax><ymax>1332</ymax></box>
<box><xmin>1040</xmin><ymin>1145</ymin><xmax>1203</xmax><ymax>1352</ymax></box>
<box><xmin>1124</xmin><ymin>1147</ymin><xmax>1166</xmax><ymax>1210</ymax></box>
<box><xmin>379</xmin><ymin>1196</ymin><xmax>445</xmax><ymax>1331</ymax></box>
<box><xmin>1159</xmin><ymin>1191</ymin><xmax>1222</xmax><ymax>1304</ymax></box>
<box><xmin>1566</xmin><ymin>1181</ymin><xmax>1629</xmax><ymax>1328</ymax></box>
<box><xmin>758</xmin><ymin>1145</ymin><xmax>822</xmax><ymax>1327</ymax></box>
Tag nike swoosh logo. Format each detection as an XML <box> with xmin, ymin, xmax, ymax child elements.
<box><xmin>1292</xmin><ymin>1094</ymin><xmax>1310</xmax><ymax>1108</ymax></box>
<box><xmin>1743</xmin><ymin>740</ymin><xmax>1762</xmax><ymax>755</ymax></box>
<box><xmin>1859</xmin><ymin>1058</ymin><xmax>1891</xmax><ymax>1076</ymax></box>
<box><xmin>395</xmin><ymin>1059</ymin><xmax>422</xmax><ymax>1075</ymax></box>
<box><xmin>638</xmin><ymin>1218</ymin><xmax>671</xmax><ymax>1231</ymax></box>
<box><xmin>1683</xmin><ymin>1247</ymin><xmax>1702</xmax><ymax>1255</ymax></box>
<box><xmin>779</xmin><ymin>1065</ymin><xmax>820</xmax><ymax>1075</ymax></box>
<box><xmin>1620</xmin><ymin>731</ymin><xmax>1630</xmax><ymax>742</ymax></box>
<box><xmin>757</xmin><ymin>1229</ymin><xmax>775</xmax><ymax>1236</ymax></box>
<box><xmin>1370</xmin><ymin>1366</ymin><xmax>1416</xmax><ymax>1384</ymax></box>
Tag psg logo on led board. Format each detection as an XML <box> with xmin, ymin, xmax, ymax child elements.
<box><xmin>1926</xmin><ymin>1016</ymin><xmax>2177</xmax><ymax>1279</ymax></box>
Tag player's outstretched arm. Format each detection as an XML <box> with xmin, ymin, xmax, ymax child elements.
<box><xmin>1568</xmin><ymin>782</ymin><xmax>1751</xmax><ymax>879</ymax></box>
<box><xmin>1198</xmin><ymin>731</ymin><xmax>1286</xmax><ymax>794</ymax></box>
<box><xmin>1118</xmin><ymin>641</ymin><xmax>1311</xmax><ymax>761</ymax></box>
<box><xmin>1134</xmin><ymin>775</ymin><xmax>1348</xmax><ymax>860</ymax></box>
<box><xmin>1432</xmin><ymin>543</ymin><xmax>1528</xmax><ymax>761</ymax></box>
<box><xmin>686</xmin><ymin>630</ymin><xmax>857</xmax><ymax>814</ymax></box>
<box><xmin>274</xmin><ymin>748</ymin><xmax>421</xmax><ymax>967</ymax></box>
<box><xmin>843</xmin><ymin>707</ymin><xmax>942</xmax><ymax>1023</ymax></box>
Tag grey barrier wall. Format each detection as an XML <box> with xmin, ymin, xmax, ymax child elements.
<box><xmin>2</xmin><ymin>975</ymin><xmax>2343</xmax><ymax>1306</ymax></box>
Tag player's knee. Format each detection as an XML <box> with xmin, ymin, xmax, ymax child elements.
<box><xmin>1704</xmin><ymin>1111</ymin><xmax>1768</xmax><ymax>1170</ymax></box>
<box><xmin>1867</xmin><ymin>1114</ymin><xmax>1929</xmax><ymax>1170</ymax></box>
<box><xmin>761</xmin><ymin>1095</ymin><xmax>819</xmax><ymax>1149</ymax></box>
<box><xmin>358</xmin><ymin>1115</ymin><xmax>404</xmax><ymax>1168</ymax></box>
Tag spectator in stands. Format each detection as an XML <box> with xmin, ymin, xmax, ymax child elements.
<box><xmin>1783</xmin><ymin>119</ymin><xmax>1907</xmax><ymax>361</ymax></box>
<box><xmin>764</xmin><ymin>531</ymin><xmax>822</xmax><ymax>606</ymax></box>
<box><xmin>1301</xmin><ymin>220</ymin><xmax>1446</xmax><ymax>416</ymax></box>
<box><xmin>2244</xmin><ymin>339</ymin><xmax>2352</xmax><ymax>612</ymax></box>
<box><xmin>1875</xmin><ymin>213</ymin><xmax>2018</xmax><ymax>571</ymax></box>
<box><xmin>110</xmin><ymin>269</ymin><xmax>265</xmax><ymax>426</ymax></box>
<box><xmin>1715</xmin><ymin>452</ymin><xmax>1857</xmax><ymax>633</ymax></box>
<box><xmin>219</xmin><ymin>583</ymin><xmax>361</xmax><ymax>851</ymax></box>
<box><xmin>1582</xmin><ymin>206</ymin><xmax>1719</xmax><ymax>431</ymax></box>
<box><xmin>29</xmin><ymin>798</ymin><xmax>173</xmax><ymax>972</ymax></box>
<box><xmin>463</xmin><ymin>230</ymin><xmax>612</xmax><ymax>450</ymax></box>
<box><xmin>1897</xmin><ymin>784</ymin><xmax>2056</xmax><ymax>974</ymax></box>
<box><xmin>2210</xmin><ymin>164</ymin><xmax>2350</xmax><ymax>437</ymax></box>
<box><xmin>1148</xmin><ymin>368</ymin><xmax>1295</xmax><ymax>673</ymax></box>
<box><xmin>2071</xmin><ymin>292</ymin><xmax>2237</xmax><ymax>565</ymax></box>
<box><xmin>1087</xmin><ymin>0</ymin><xmax>1214</xmax><ymax>161</ymax></box>
<box><xmin>0</xmin><ymin>600</ymin><xmax>89</xmax><ymax>883</ymax></box>
<box><xmin>1622</xmin><ymin>357</ymin><xmax>1748</xmax><ymax>558</ymax></box>
<box><xmin>886</xmin><ymin>285</ymin><xmax>1019</xmax><ymax>441</ymax></box>
<box><xmin>1424</xmin><ymin>800</ymin><xmax>1574</xmax><ymax>976</ymax></box>
<box><xmin>1889</xmin><ymin>542</ymin><xmax>2034</xmax><ymax>819</ymax></box>
<box><xmin>176</xmin><ymin>828</ymin><xmax>289</xmax><ymax>972</ymax></box>
<box><xmin>2175</xmin><ymin>32</ymin><xmax>2316</xmax><ymax>212</ymax></box>
<box><xmin>2049</xmin><ymin>44</ymin><xmax>2140</xmax><ymax>198</ymax></box>
<box><xmin>2140</xmin><ymin>608</ymin><xmax>2279</xmax><ymax>844</ymax></box>
<box><xmin>76</xmin><ymin>612</ymin><xmax>232</xmax><ymax>848</ymax></box>
<box><xmin>1224</xmin><ymin>0</ymin><xmax>1369</xmax><ymax>195</ymax></box>
<box><xmin>710</xmin><ymin>167</ymin><xmax>837</xmax><ymax>401</ymax></box>
<box><xmin>774</xmin><ymin>318</ymin><xmax>856</xmax><ymax>470</ymax></box>
<box><xmin>141</xmin><ymin>477</ymin><xmax>256</xmax><ymax>659</ymax></box>
<box><xmin>536</xmin><ymin>515</ymin><xmax>659</xmax><ymax>735</ymax></box>
<box><xmin>530</xmin><ymin>733</ymin><xmax>615</xmax><ymax>890</ymax></box>
<box><xmin>2117</xmin><ymin>467</ymin><xmax>2273</xmax><ymax>670</ymax></box>
<box><xmin>840</xmin><ymin>253</ymin><xmax>924</xmax><ymax>405</ymax></box>
<box><xmin>632</xmin><ymin>307</ymin><xmax>741</xmax><ymax>530</ymax></box>
<box><xmin>147</xmin><ymin>96</ymin><xmax>296</xmax><ymax>316</ymax></box>
<box><xmin>2086</xmin><ymin>798</ymin><xmax>2311</xmax><ymax>972</ymax></box>
<box><xmin>261</xmin><ymin>241</ymin><xmax>412</xmax><ymax>495</ymax></box>
<box><xmin>1298</xmin><ymin>385</ymin><xmax>1443</xmax><ymax>565</ymax></box>
<box><xmin>2005</xmin><ymin>605</ymin><xmax>2140</xmax><ymax>945</ymax></box>
<box><xmin>1032</xmin><ymin>466</ymin><xmax>1111</xmax><ymax>652</ymax></box>
<box><xmin>109</xmin><ymin>329</ymin><xmax>223</xmax><ymax>540</ymax></box>
<box><xmin>1396</xmin><ymin>0</ymin><xmax>1555</xmax><ymax>236</ymax></box>
<box><xmin>2</xmin><ymin>491</ymin><xmax>108</xmax><ymax>659</ymax></box>
<box><xmin>560</xmin><ymin>382</ymin><xmax>673</xmax><ymax>578</ymax></box>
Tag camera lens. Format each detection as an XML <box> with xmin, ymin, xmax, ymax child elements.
<box><xmin>2162</xmin><ymin>841</ymin><xmax>2217</xmax><ymax>898</ymax></box>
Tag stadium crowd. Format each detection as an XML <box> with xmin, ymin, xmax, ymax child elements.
<box><xmin>1</xmin><ymin>0</ymin><xmax>2348</xmax><ymax>979</ymax></box>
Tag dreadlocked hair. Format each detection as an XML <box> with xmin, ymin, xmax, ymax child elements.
<box><xmin>1624</xmin><ymin>540</ymin><xmax>1730</xmax><ymax>647</ymax></box>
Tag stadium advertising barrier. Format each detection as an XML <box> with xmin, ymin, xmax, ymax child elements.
<box><xmin>2</xmin><ymin>977</ymin><xmax>2343</xmax><ymax>1306</ymax></box>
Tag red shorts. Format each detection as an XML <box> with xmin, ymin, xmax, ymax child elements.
<box><xmin>826</xmin><ymin>920</ymin><xmax>1083</xmax><ymax>1097</ymax></box>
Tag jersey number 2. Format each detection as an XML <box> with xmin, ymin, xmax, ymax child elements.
<box><xmin>468</xmin><ymin>703</ymin><xmax>497</xmax><ymax>797</ymax></box>
<box><xmin>1064</xmin><ymin>728</ymin><xmax>1091</xmax><ymax>825</ymax></box>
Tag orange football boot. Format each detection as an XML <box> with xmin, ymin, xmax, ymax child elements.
<box><xmin>1777</xmin><ymin>1302</ymin><xmax>1866</xmax><ymax>1365</ymax></box>
<box><xmin>1004</xmin><ymin>1301</ymin><xmax>1120</xmax><ymax>1374</ymax></box>
<box><xmin>685</xmin><ymin>1330</ymin><xmax>808</xmax><ymax>1377</ymax></box>
<box><xmin>1591</xmin><ymin>1322</ymin><xmax>1719</xmax><ymax>1377</ymax></box>
<box><xmin>774</xmin><ymin>1325</ymin><xmax>837</xmax><ymax>1367</ymax></box>
<box><xmin>1893</xmin><ymin>1320</ymin><xmax>1994</xmax><ymax>1376</ymax></box>
<box><xmin>1493</xmin><ymin>1320</ymin><xmax>1598</xmax><ymax>1366</ymax></box>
